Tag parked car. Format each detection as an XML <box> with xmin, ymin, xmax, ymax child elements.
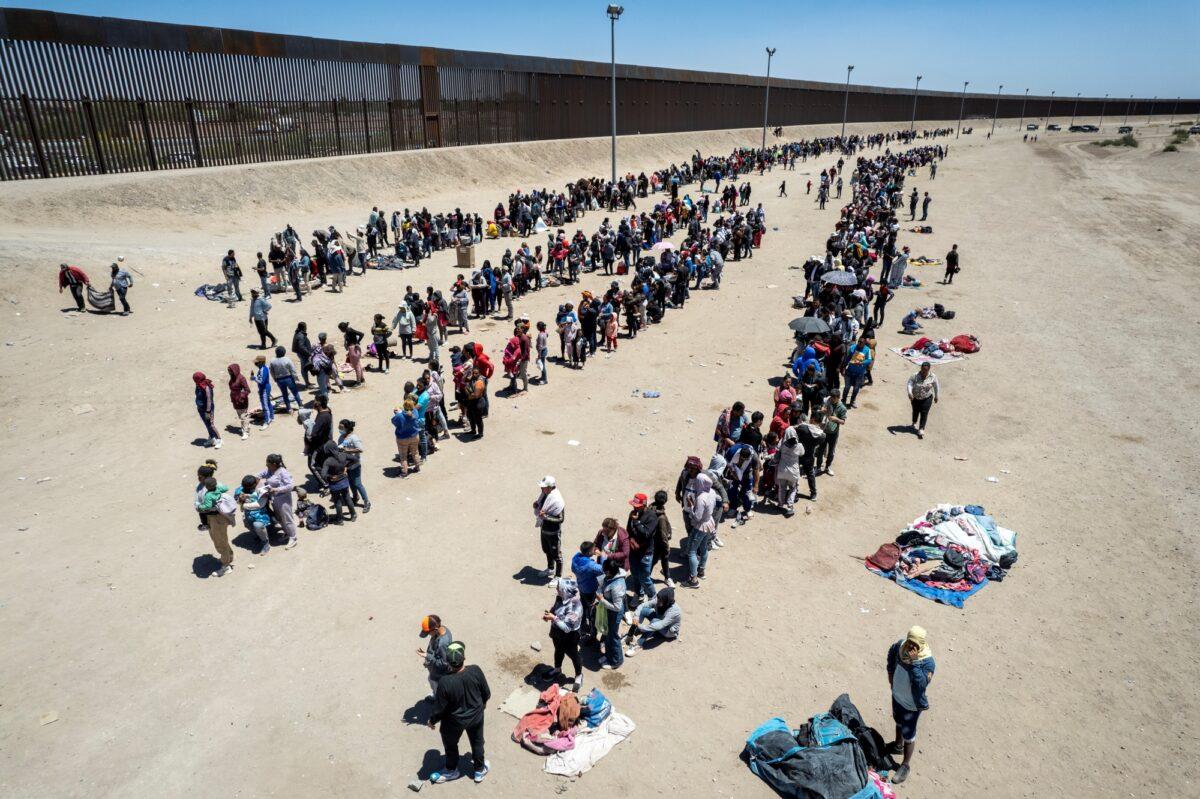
<box><xmin>1117</xmin><ymin>125</ymin><xmax>1133</xmax><ymax>134</ymax></box>
<box><xmin>1069</xmin><ymin>124</ymin><xmax>1099</xmax><ymax>132</ymax></box>
<box><xmin>1047</xmin><ymin>124</ymin><xmax>1061</xmax><ymax>131</ymax></box>
<box><xmin>1026</xmin><ymin>123</ymin><xmax>1039</xmax><ymax>130</ymax></box>
<box><xmin>1188</xmin><ymin>125</ymin><xmax>1200</xmax><ymax>134</ymax></box>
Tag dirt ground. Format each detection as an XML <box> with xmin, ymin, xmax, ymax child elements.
<box><xmin>0</xmin><ymin>116</ymin><xmax>1197</xmax><ymax>798</ymax></box>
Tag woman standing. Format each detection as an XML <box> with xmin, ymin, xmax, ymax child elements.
<box><xmin>255</xmin><ymin>454</ymin><xmax>298</xmax><ymax>549</ymax></box>
<box><xmin>193</xmin><ymin>372</ymin><xmax>222</xmax><ymax>449</ymax></box>
<box><xmin>292</xmin><ymin>321</ymin><xmax>314</xmax><ymax>388</ymax></box>
<box><xmin>886</xmin><ymin>626</ymin><xmax>936</xmax><ymax>784</ymax></box>
<box><xmin>391</xmin><ymin>400</ymin><xmax>421</xmax><ymax>476</ymax></box>
<box><xmin>463</xmin><ymin>365</ymin><xmax>487</xmax><ymax>438</ymax></box>
<box><xmin>338</xmin><ymin>322</ymin><xmax>366</xmax><ymax>386</ymax></box>
<box><xmin>423</xmin><ymin>303</ymin><xmax>442</xmax><ymax>365</ymax></box>
<box><xmin>597</xmin><ymin>559</ymin><xmax>626</xmax><ymax>670</ymax></box>
<box><xmin>227</xmin><ymin>363</ymin><xmax>251</xmax><ymax>441</ymax></box>
<box><xmin>253</xmin><ymin>354</ymin><xmax>273</xmax><ymax>427</ymax></box>
<box><xmin>392</xmin><ymin>303</ymin><xmax>416</xmax><ymax>360</ymax></box>
<box><xmin>906</xmin><ymin>363</ymin><xmax>940</xmax><ymax>439</ymax></box>
<box><xmin>338</xmin><ymin>419</ymin><xmax>370</xmax><ymax>513</ymax></box>
<box><xmin>542</xmin><ymin>577</ymin><xmax>583</xmax><ymax>691</ymax></box>
<box><xmin>371</xmin><ymin>314</ymin><xmax>392</xmax><ymax>374</ymax></box>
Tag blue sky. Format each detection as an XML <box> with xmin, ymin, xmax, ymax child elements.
<box><xmin>10</xmin><ymin>0</ymin><xmax>1199</xmax><ymax>97</ymax></box>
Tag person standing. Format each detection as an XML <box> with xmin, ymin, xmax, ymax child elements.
<box><xmin>650</xmin><ymin>490</ymin><xmax>674</xmax><ymax>588</ymax></box>
<box><xmin>817</xmin><ymin>390</ymin><xmax>847</xmax><ymax>476</ymax></box>
<box><xmin>249</xmin><ymin>290</ymin><xmax>277</xmax><ymax>349</ymax></box>
<box><xmin>269</xmin><ymin>346</ymin><xmax>304</xmax><ymax>412</ymax></box>
<box><xmin>943</xmin><ymin>244</ymin><xmax>960</xmax><ymax>284</ymax></box>
<box><xmin>110</xmin><ymin>262</ymin><xmax>133</xmax><ymax>314</ymax></box>
<box><xmin>256</xmin><ymin>453</ymin><xmax>299</xmax><ymax>550</ymax></box>
<box><xmin>906</xmin><ymin>363</ymin><xmax>940</xmax><ymax>439</ymax></box>
<box><xmin>796</xmin><ymin>412</ymin><xmax>825</xmax><ymax>501</ymax></box>
<box><xmin>193</xmin><ymin>371</ymin><xmax>222</xmax><ymax>449</ymax></box>
<box><xmin>841</xmin><ymin>336</ymin><xmax>872</xmax><ymax>408</ymax></box>
<box><xmin>195</xmin><ymin>462</ymin><xmax>233</xmax><ymax>576</ymax></box>
<box><xmin>337</xmin><ymin>419</ymin><xmax>370</xmax><ymax>513</ymax></box>
<box><xmin>255</xmin><ymin>251</ymin><xmax>270</xmax><ymax>296</ymax></box>
<box><xmin>221</xmin><ymin>249</ymin><xmax>243</xmax><ymax>303</ymax></box>
<box><xmin>908</xmin><ymin>188</ymin><xmax>918</xmax><ymax>221</ymax></box>
<box><xmin>886</xmin><ymin>626</ymin><xmax>936</xmax><ymax>784</ymax></box>
<box><xmin>428</xmin><ymin>642</ymin><xmax>491</xmax><ymax>784</ymax></box>
<box><xmin>58</xmin><ymin>263</ymin><xmax>89</xmax><ymax>312</ymax></box>
<box><xmin>681</xmin><ymin>474</ymin><xmax>717</xmax><ymax>588</ymax></box>
<box><xmin>391</xmin><ymin>400</ymin><xmax>421</xmax><ymax>476</ymax></box>
<box><xmin>597</xmin><ymin>558</ymin><xmax>626</xmax><ymax>670</ymax></box>
<box><xmin>392</xmin><ymin>302</ymin><xmax>416</xmax><ymax>360</ymax></box>
<box><xmin>920</xmin><ymin>192</ymin><xmax>931</xmax><ymax>221</ymax></box>
<box><xmin>253</xmin><ymin>354</ymin><xmax>274</xmax><ymax>428</ymax></box>
<box><xmin>418</xmin><ymin>614</ymin><xmax>454</xmax><ymax>700</ymax></box>
<box><xmin>626</xmin><ymin>492</ymin><xmax>659</xmax><ymax>601</ymax></box>
<box><xmin>292</xmin><ymin>322</ymin><xmax>314</xmax><ymax>388</ymax></box>
<box><xmin>571</xmin><ymin>541</ymin><xmax>604</xmax><ymax>645</ymax></box>
<box><xmin>463</xmin><ymin>365</ymin><xmax>487</xmax><ymax>438</ymax></box>
<box><xmin>227</xmin><ymin>363</ymin><xmax>251</xmax><ymax>441</ymax></box>
<box><xmin>543</xmin><ymin>577</ymin><xmax>584</xmax><ymax>691</ymax></box>
<box><xmin>533</xmin><ymin>476</ymin><xmax>565</xmax><ymax>584</ymax></box>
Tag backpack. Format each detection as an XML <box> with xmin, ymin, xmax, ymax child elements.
<box><xmin>215</xmin><ymin>492</ymin><xmax>238</xmax><ymax>523</ymax></box>
<box><xmin>579</xmin><ymin>688</ymin><xmax>612</xmax><ymax>728</ymax></box>
<box><xmin>933</xmin><ymin>303</ymin><xmax>945</xmax><ymax>317</ymax></box>
<box><xmin>304</xmin><ymin>503</ymin><xmax>328</xmax><ymax>530</ymax></box>
<box><xmin>950</xmin><ymin>334</ymin><xmax>980</xmax><ymax>353</ymax></box>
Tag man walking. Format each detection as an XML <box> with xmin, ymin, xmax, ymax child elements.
<box><xmin>248</xmin><ymin>290</ymin><xmax>277</xmax><ymax>349</ymax></box>
<box><xmin>943</xmin><ymin>244</ymin><xmax>960</xmax><ymax>284</ymax></box>
<box><xmin>428</xmin><ymin>642</ymin><xmax>491</xmax><ymax>784</ymax></box>
<box><xmin>110</xmin><ymin>262</ymin><xmax>133</xmax><ymax>314</ymax></box>
<box><xmin>778</xmin><ymin>180</ymin><xmax>787</xmax><ymax>197</ymax></box>
<box><xmin>58</xmin><ymin>263</ymin><xmax>89</xmax><ymax>312</ymax></box>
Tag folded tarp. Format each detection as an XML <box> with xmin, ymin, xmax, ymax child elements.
<box><xmin>868</xmin><ymin>567</ymin><xmax>988</xmax><ymax>609</ymax></box>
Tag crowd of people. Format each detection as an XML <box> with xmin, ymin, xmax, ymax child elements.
<box><xmin>182</xmin><ymin>125</ymin><xmax>962</xmax><ymax>787</ymax></box>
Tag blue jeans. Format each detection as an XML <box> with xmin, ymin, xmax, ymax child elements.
<box><xmin>198</xmin><ymin>409</ymin><xmax>219</xmax><ymax>440</ymax></box>
<box><xmin>258</xmin><ymin>385</ymin><xmax>274</xmax><ymax>423</ymax></box>
<box><xmin>348</xmin><ymin>464</ymin><xmax>368</xmax><ymax>505</ymax></box>
<box><xmin>631</xmin><ymin>550</ymin><xmax>656</xmax><ymax>602</ymax></box>
<box><xmin>842</xmin><ymin>371</ymin><xmax>865</xmax><ymax>405</ymax></box>
<box><xmin>686</xmin><ymin>530</ymin><xmax>713</xmax><ymax>578</ymax></box>
<box><xmin>604</xmin><ymin>610</ymin><xmax>624</xmax><ymax>667</ymax></box>
<box><xmin>277</xmin><ymin>376</ymin><xmax>303</xmax><ymax>411</ymax></box>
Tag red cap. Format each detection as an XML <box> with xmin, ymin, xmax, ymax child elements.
<box><xmin>629</xmin><ymin>493</ymin><xmax>648</xmax><ymax>508</ymax></box>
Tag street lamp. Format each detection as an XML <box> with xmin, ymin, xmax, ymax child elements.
<box><xmin>1017</xmin><ymin>88</ymin><xmax>1029</xmax><ymax>131</ymax></box>
<box><xmin>1147</xmin><ymin>95</ymin><xmax>1155</xmax><ymax>125</ymax></box>
<box><xmin>1069</xmin><ymin>92</ymin><xmax>1080</xmax><ymax>127</ymax></box>
<box><xmin>840</xmin><ymin>65</ymin><xmax>854</xmax><ymax>139</ymax></box>
<box><xmin>1171</xmin><ymin>96</ymin><xmax>1179</xmax><ymax>124</ymax></box>
<box><xmin>761</xmin><ymin>47</ymin><xmax>776</xmax><ymax>152</ymax></box>
<box><xmin>990</xmin><ymin>84</ymin><xmax>1003</xmax><ymax>137</ymax></box>
<box><xmin>607</xmin><ymin>4</ymin><xmax>623</xmax><ymax>185</ymax></box>
<box><xmin>909</xmin><ymin>75</ymin><xmax>922</xmax><ymax>134</ymax></box>
<box><xmin>1124</xmin><ymin>95</ymin><xmax>1133</xmax><ymax>126</ymax></box>
<box><xmin>1046</xmin><ymin>90</ymin><xmax>1055</xmax><ymax>124</ymax></box>
<box><xmin>1098</xmin><ymin>93</ymin><xmax>1108</xmax><ymax>131</ymax></box>
<box><xmin>956</xmin><ymin>80</ymin><xmax>969</xmax><ymax>138</ymax></box>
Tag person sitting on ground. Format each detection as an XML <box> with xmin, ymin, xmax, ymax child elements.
<box><xmin>624</xmin><ymin>587</ymin><xmax>681</xmax><ymax>657</ymax></box>
<box><xmin>901</xmin><ymin>309</ymin><xmax>923</xmax><ymax>335</ymax></box>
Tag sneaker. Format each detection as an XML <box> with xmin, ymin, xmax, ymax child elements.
<box><xmin>665</xmin><ymin>578</ymin><xmax>676</xmax><ymax>588</ymax></box>
<box><xmin>363</xmin><ymin>502</ymin><xmax>372</xmax><ymax>513</ymax></box>
<box><xmin>547</xmin><ymin>578</ymin><xmax>560</xmax><ymax>589</ymax></box>
<box><xmin>212</xmin><ymin>438</ymin><xmax>223</xmax><ymax>450</ymax></box>
<box><xmin>745</xmin><ymin>510</ymin><xmax>755</xmax><ymax>520</ymax></box>
<box><xmin>682</xmin><ymin>577</ymin><xmax>700</xmax><ymax>588</ymax></box>
<box><xmin>892</xmin><ymin>764</ymin><xmax>910</xmax><ymax>784</ymax></box>
<box><xmin>825</xmin><ymin>469</ymin><xmax>835</xmax><ymax>477</ymax></box>
<box><xmin>569</xmin><ymin>679</ymin><xmax>582</xmax><ymax>692</ymax></box>
<box><xmin>624</xmin><ymin>646</ymin><xmax>640</xmax><ymax>657</ymax></box>
<box><xmin>348</xmin><ymin>514</ymin><xmax>358</xmax><ymax>523</ymax></box>
<box><xmin>216</xmin><ymin>564</ymin><xmax>232</xmax><ymax>577</ymax></box>
<box><xmin>259</xmin><ymin>544</ymin><xmax>271</xmax><ymax>556</ymax></box>
<box><xmin>284</xmin><ymin>539</ymin><xmax>298</xmax><ymax>550</ymax></box>
<box><xmin>623</xmin><ymin>611</ymin><xmax>635</xmax><ymax>626</ymax></box>
<box><xmin>240</xmin><ymin>432</ymin><xmax>248</xmax><ymax>441</ymax></box>
<box><xmin>916</xmin><ymin>430</ymin><xmax>925</xmax><ymax>440</ymax></box>
<box><xmin>431</xmin><ymin>769</ymin><xmax>462</xmax><ymax>784</ymax></box>
<box><xmin>197</xmin><ymin>523</ymin><xmax>209</xmax><ymax>532</ymax></box>
<box><xmin>713</xmin><ymin>537</ymin><xmax>725</xmax><ymax>548</ymax></box>
<box><xmin>697</xmin><ymin>568</ymin><xmax>706</xmax><ymax>580</ymax></box>
<box><xmin>539</xmin><ymin>568</ymin><xmax>553</xmax><ymax>579</ymax></box>
<box><xmin>473</xmin><ymin>763</ymin><xmax>490</xmax><ymax>783</ymax></box>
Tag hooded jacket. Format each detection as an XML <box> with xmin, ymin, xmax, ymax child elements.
<box><xmin>550</xmin><ymin>579</ymin><xmax>582</xmax><ymax>633</ymax></box>
<box><xmin>228</xmin><ymin>364</ymin><xmax>250</xmax><ymax>410</ymax></box>
<box><xmin>887</xmin><ymin>639</ymin><xmax>936</xmax><ymax>711</ymax></box>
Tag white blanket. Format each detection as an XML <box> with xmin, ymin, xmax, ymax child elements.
<box><xmin>544</xmin><ymin>712</ymin><xmax>636</xmax><ymax>777</ymax></box>
<box><xmin>918</xmin><ymin>505</ymin><xmax>1017</xmax><ymax>565</ymax></box>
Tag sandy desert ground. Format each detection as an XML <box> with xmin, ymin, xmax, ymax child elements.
<box><xmin>0</xmin><ymin>115</ymin><xmax>1197</xmax><ymax>798</ymax></box>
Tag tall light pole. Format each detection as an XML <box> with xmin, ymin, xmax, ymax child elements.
<box><xmin>990</xmin><ymin>83</ymin><xmax>1003</xmax><ymax>136</ymax></box>
<box><xmin>607</xmin><ymin>5</ymin><xmax>623</xmax><ymax>185</ymax></box>
<box><xmin>1045</xmin><ymin>90</ymin><xmax>1055</xmax><ymax>125</ymax></box>
<box><xmin>956</xmin><ymin>80</ymin><xmax>969</xmax><ymax>138</ymax></box>
<box><xmin>839</xmin><ymin>65</ymin><xmax>854</xmax><ymax>138</ymax></box>
<box><xmin>1124</xmin><ymin>95</ymin><xmax>1133</xmax><ymax>126</ymax></box>
<box><xmin>1098</xmin><ymin>93</ymin><xmax>1108</xmax><ymax>130</ymax></box>
<box><xmin>1147</xmin><ymin>95</ymin><xmax>1155</xmax><ymax>125</ymax></box>
<box><xmin>909</xmin><ymin>75</ymin><xmax>922</xmax><ymax>134</ymax></box>
<box><xmin>1171</xmin><ymin>97</ymin><xmax>1179</xmax><ymax>124</ymax></box>
<box><xmin>1017</xmin><ymin>88</ymin><xmax>1029</xmax><ymax>131</ymax></box>
<box><xmin>761</xmin><ymin>47</ymin><xmax>776</xmax><ymax>152</ymax></box>
<box><xmin>1069</xmin><ymin>92</ymin><xmax>1080</xmax><ymax>127</ymax></box>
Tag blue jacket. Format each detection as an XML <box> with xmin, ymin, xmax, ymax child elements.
<box><xmin>391</xmin><ymin>410</ymin><xmax>419</xmax><ymax>439</ymax></box>
<box><xmin>571</xmin><ymin>553</ymin><xmax>604</xmax><ymax>594</ymax></box>
<box><xmin>887</xmin><ymin>642</ymin><xmax>936</xmax><ymax>710</ymax></box>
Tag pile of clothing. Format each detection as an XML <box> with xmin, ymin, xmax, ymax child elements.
<box><xmin>866</xmin><ymin>504</ymin><xmax>1019</xmax><ymax>608</ymax></box>
<box><xmin>512</xmin><ymin>684</ymin><xmax>635</xmax><ymax>777</ymax></box>
<box><xmin>194</xmin><ymin>283</ymin><xmax>233</xmax><ymax>302</ymax></box>
<box><xmin>744</xmin><ymin>695</ymin><xmax>897</xmax><ymax>799</ymax></box>
<box><xmin>900</xmin><ymin>274</ymin><xmax>921</xmax><ymax>288</ymax></box>
<box><xmin>366</xmin><ymin>254</ymin><xmax>408</xmax><ymax>270</ymax></box>
<box><xmin>900</xmin><ymin>333</ymin><xmax>978</xmax><ymax>360</ymax></box>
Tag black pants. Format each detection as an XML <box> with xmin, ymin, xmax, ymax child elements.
<box><xmin>115</xmin><ymin>286</ymin><xmax>130</xmax><ymax>313</ymax></box>
<box><xmin>466</xmin><ymin>399</ymin><xmax>484</xmax><ymax>437</ymax></box>
<box><xmin>255</xmin><ymin>318</ymin><xmax>277</xmax><ymax>348</ymax></box>
<box><xmin>550</xmin><ymin>625</ymin><xmax>582</xmax><ymax>679</ymax></box>
<box><xmin>944</xmin><ymin>266</ymin><xmax>955</xmax><ymax>283</ymax></box>
<box><xmin>69</xmin><ymin>284</ymin><xmax>84</xmax><ymax>310</ymax></box>
<box><xmin>580</xmin><ymin>592</ymin><xmax>597</xmax><ymax>640</ymax></box>
<box><xmin>816</xmin><ymin>428</ymin><xmax>839</xmax><ymax>470</ymax></box>
<box><xmin>400</xmin><ymin>333</ymin><xmax>414</xmax><ymax>357</ymax></box>
<box><xmin>439</xmin><ymin>720</ymin><xmax>485</xmax><ymax>774</ymax></box>
<box><xmin>540</xmin><ymin>532</ymin><xmax>562</xmax><ymax>576</ymax></box>
<box><xmin>873</xmin><ymin>303</ymin><xmax>887</xmax><ymax>325</ymax></box>
<box><xmin>800</xmin><ymin>459</ymin><xmax>818</xmax><ymax>498</ymax></box>
<box><xmin>911</xmin><ymin>396</ymin><xmax>933</xmax><ymax>430</ymax></box>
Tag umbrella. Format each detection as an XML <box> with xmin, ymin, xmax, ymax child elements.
<box><xmin>788</xmin><ymin>317</ymin><xmax>831</xmax><ymax>335</ymax></box>
<box><xmin>821</xmin><ymin>270</ymin><xmax>858</xmax><ymax>287</ymax></box>
<box><xmin>652</xmin><ymin>241</ymin><xmax>674</xmax><ymax>251</ymax></box>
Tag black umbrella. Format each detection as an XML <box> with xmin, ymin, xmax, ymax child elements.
<box><xmin>821</xmin><ymin>270</ymin><xmax>858</xmax><ymax>287</ymax></box>
<box><xmin>788</xmin><ymin>316</ymin><xmax>831</xmax><ymax>335</ymax></box>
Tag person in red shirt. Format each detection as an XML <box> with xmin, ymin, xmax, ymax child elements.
<box><xmin>58</xmin><ymin>264</ymin><xmax>89</xmax><ymax>311</ymax></box>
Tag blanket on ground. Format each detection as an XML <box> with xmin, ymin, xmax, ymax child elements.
<box><xmin>544</xmin><ymin>712</ymin><xmax>636</xmax><ymax>776</ymax></box>
<box><xmin>890</xmin><ymin>346</ymin><xmax>966</xmax><ymax>366</ymax></box>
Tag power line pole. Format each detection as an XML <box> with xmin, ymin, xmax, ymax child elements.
<box><xmin>957</xmin><ymin>80</ymin><xmax>969</xmax><ymax>138</ymax></box>
<box><xmin>909</xmin><ymin>75</ymin><xmax>922</xmax><ymax>134</ymax></box>
<box><xmin>990</xmin><ymin>84</ymin><xmax>1003</xmax><ymax>136</ymax></box>
<box><xmin>1046</xmin><ymin>90</ymin><xmax>1055</xmax><ymax>125</ymax></box>
<box><xmin>761</xmin><ymin>47</ymin><xmax>776</xmax><ymax>152</ymax></box>
<box><xmin>1017</xmin><ymin>88</ymin><xmax>1029</xmax><ymax>131</ymax></box>
<box><xmin>840</xmin><ymin>65</ymin><xmax>854</xmax><ymax>139</ymax></box>
<box><xmin>607</xmin><ymin>5</ymin><xmax>623</xmax><ymax>185</ymax></box>
<box><xmin>1098</xmin><ymin>93</ymin><xmax>1108</xmax><ymax>131</ymax></box>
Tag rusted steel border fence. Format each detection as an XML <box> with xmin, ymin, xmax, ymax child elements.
<box><xmin>1</xmin><ymin>8</ymin><xmax>1195</xmax><ymax>180</ymax></box>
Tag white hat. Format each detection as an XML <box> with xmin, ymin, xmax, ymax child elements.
<box><xmin>538</xmin><ymin>475</ymin><xmax>557</xmax><ymax>488</ymax></box>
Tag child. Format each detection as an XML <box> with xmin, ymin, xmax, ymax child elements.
<box><xmin>235</xmin><ymin>474</ymin><xmax>273</xmax><ymax>555</ymax></box>
<box><xmin>535</xmin><ymin>321</ymin><xmax>549</xmax><ymax>384</ymax></box>
<box><xmin>603</xmin><ymin>305</ymin><xmax>618</xmax><ymax>351</ymax></box>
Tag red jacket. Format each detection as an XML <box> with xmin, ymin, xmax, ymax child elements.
<box><xmin>58</xmin><ymin>266</ymin><xmax>89</xmax><ymax>289</ymax></box>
